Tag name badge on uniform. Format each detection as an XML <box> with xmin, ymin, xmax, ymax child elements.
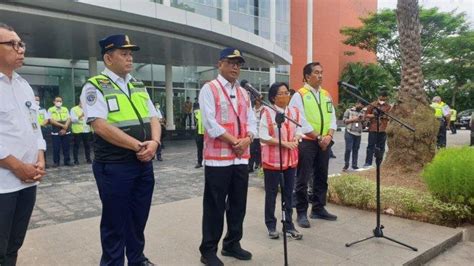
<box><xmin>25</xmin><ymin>101</ymin><xmax>39</xmax><ymax>131</ymax></box>
<box><xmin>327</xmin><ymin>102</ymin><xmax>333</xmax><ymax>113</ymax></box>
<box><xmin>106</xmin><ymin>96</ymin><xmax>120</xmax><ymax>112</ymax></box>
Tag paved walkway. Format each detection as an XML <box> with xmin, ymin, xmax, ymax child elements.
<box><xmin>17</xmin><ymin>129</ymin><xmax>471</xmax><ymax>265</ymax></box>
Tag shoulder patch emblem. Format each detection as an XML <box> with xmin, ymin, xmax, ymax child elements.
<box><xmin>86</xmin><ymin>89</ymin><xmax>97</xmax><ymax>106</ymax></box>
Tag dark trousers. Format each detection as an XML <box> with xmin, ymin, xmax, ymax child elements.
<box><xmin>437</xmin><ymin>119</ymin><xmax>447</xmax><ymax>148</ymax></box>
<box><xmin>52</xmin><ymin>134</ymin><xmax>71</xmax><ymax>165</ymax></box>
<box><xmin>195</xmin><ymin>134</ymin><xmax>203</xmax><ymax>165</ymax></box>
<box><xmin>0</xmin><ymin>186</ymin><xmax>36</xmax><ymax>266</ymax></box>
<box><xmin>450</xmin><ymin>123</ymin><xmax>457</xmax><ymax>134</ymax></box>
<box><xmin>365</xmin><ymin>132</ymin><xmax>387</xmax><ymax>166</ymax></box>
<box><xmin>248</xmin><ymin>139</ymin><xmax>261</xmax><ymax>170</ymax></box>
<box><xmin>184</xmin><ymin>113</ymin><xmax>192</xmax><ymax>128</ymax></box>
<box><xmin>73</xmin><ymin>132</ymin><xmax>91</xmax><ymax>163</ymax></box>
<box><xmin>295</xmin><ymin>140</ymin><xmax>329</xmax><ymax>214</ymax></box>
<box><xmin>93</xmin><ymin>161</ymin><xmax>155</xmax><ymax>266</ymax></box>
<box><xmin>199</xmin><ymin>165</ymin><xmax>249</xmax><ymax>256</ymax></box>
<box><xmin>344</xmin><ymin>131</ymin><xmax>361</xmax><ymax>168</ymax></box>
<box><xmin>264</xmin><ymin>168</ymin><xmax>296</xmax><ymax>231</ymax></box>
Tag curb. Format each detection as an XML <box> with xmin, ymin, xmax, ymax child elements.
<box><xmin>404</xmin><ymin>231</ymin><xmax>463</xmax><ymax>265</ymax></box>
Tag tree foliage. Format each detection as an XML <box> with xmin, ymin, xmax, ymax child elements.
<box><xmin>338</xmin><ymin>62</ymin><xmax>395</xmax><ymax>118</ymax></box>
<box><xmin>340</xmin><ymin>8</ymin><xmax>472</xmax><ymax>110</ymax></box>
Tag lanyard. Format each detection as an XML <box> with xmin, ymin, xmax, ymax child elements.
<box><xmin>216</xmin><ymin>79</ymin><xmax>242</xmax><ymax>136</ymax></box>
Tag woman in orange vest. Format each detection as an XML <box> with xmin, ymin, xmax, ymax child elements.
<box><xmin>259</xmin><ymin>82</ymin><xmax>318</xmax><ymax>240</ymax></box>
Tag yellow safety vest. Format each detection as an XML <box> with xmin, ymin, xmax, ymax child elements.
<box><xmin>87</xmin><ymin>74</ymin><xmax>152</xmax><ymax>162</ymax></box>
<box><xmin>71</xmin><ymin>105</ymin><xmax>85</xmax><ymax>134</ymax></box>
<box><xmin>37</xmin><ymin>108</ymin><xmax>48</xmax><ymax>127</ymax></box>
<box><xmin>194</xmin><ymin>109</ymin><xmax>204</xmax><ymax>135</ymax></box>
<box><xmin>430</xmin><ymin>102</ymin><xmax>443</xmax><ymax>118</ymax></box>
<box><xmin>298</xmin><ymin>85</ymin><xmax>333</xmax><ymax>135</ymax></box>
<box><xmin>450</xmin><ymin>109</ymin><xmax>457</xmax><ymax>122</ymax></box>
<box><xmin>48</xmin><ymin>106</ymin><xmax>69</xmax><ymax>122</ymax></box>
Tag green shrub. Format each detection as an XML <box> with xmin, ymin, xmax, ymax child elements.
<box><xmin>422</xmin><ymin>147</ymin><xmax>474</xmax><ymax>207</ymax></box>
<box><xmin>328</xmin><ymin>174</ymin><xmax>473</xmax><ymax>226</ymax></box>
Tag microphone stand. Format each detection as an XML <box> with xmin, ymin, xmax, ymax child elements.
<box><xmin>339</xmin><ymin>82</ymin><xmax>418</xmax><ymax>252</ymax></box>
<box><xmin>245</xmin><ymin>88</ymin><xmax>301</xmax><ymax>266</ymax></box>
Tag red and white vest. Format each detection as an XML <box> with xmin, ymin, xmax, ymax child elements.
<box><xmin>261</xmin><ymin>106</ymin><xmax>300</xmax><ymax>170</ymax></box>
<box><xmin>203</xmin><ymin>79</ymin><xmax>250</xmax><ymax>160</ymax></box>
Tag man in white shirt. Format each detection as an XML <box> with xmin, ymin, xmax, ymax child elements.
<box><xmin>198</xmin><ymin>48</ymin><xmax>257</xmax><ymax>266</ymax></box>
<box><xmin>0</xmin><ymin>23</ymin><xmax>46</xmax><ymax>266</ymax></box>
<box><xmin>289</xmin><ymin>62</ymin><xmax>338</xmax><ymax>228</ymax></box>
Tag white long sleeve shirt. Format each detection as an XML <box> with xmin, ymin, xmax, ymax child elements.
<box><xmin>0</xmin><ymin>72</ymin><xmax>46</xmax><ymax>193</ymax></box>
<box><xmin>288</xmin><ymin>84</ymin><xmax>338</xmax><ymax>134</ymax></box>
<box><xmin>80</xmin><ymin>68</ymin><xmax>158</xmax><ymax>123</ymax></box>
<box><xmin>199</xmin><ymin>74</ymin><xmax>257</xmax><ymax>166</ymax></box>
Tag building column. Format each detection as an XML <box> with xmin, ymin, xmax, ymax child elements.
<box><xmin>163</xmin><ymin>0</ymin><xmax>171</xmax><ymax>7</ymax></box>
<box><xmin>269</xmin><ymin>0</ymin><xmax>276</xmax><ymax>86</ymax></box>
<box><xmin>221</xmin><ymin>0</ymin><xmax>229</xmax><ymax>23</ymax></box>
<box><xmin>270</xmin><ymin>67</ymin><xmax>276</xmax><ymax>85</ymax></box>
<box><xmin>307</xmin><ymin>0</ymin><xmax>313</xmax><ymax>63</ymax></box>
<box><xmin>165</xmin><ymin>64</ymin><xmax>175</xmax><ymax>130</ymax></box>
<box><xmin>88</xmin><ymin>57</ymin><xmax>97</xmax><ymax>77</ymax></box>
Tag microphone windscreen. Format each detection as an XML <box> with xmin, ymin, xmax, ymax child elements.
<box><xmin>240</xmin><ymin>79</ymin><xmax>248</xmax><ymax>88</ymax></box>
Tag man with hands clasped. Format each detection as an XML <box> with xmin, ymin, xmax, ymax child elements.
<box><xmin>80</xmin><ymin>34</ymin><xmax>159</xmax><ymax>266</ymax></box>
<box><xmin>0</xmin><ymin>22</ymin><xmax>46</xmax><ymax>266</ymax></box>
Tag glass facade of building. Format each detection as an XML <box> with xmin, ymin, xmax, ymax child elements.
<box><xmin>16</xmin><ymin>0</ymin><xmax>290</xmax><ymax>130</ymax></box>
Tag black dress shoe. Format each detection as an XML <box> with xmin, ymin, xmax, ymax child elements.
<box><xmin>221</xmin><ymin>246</ymin><xmax>252</xmax><ymax>260</ymax></box>
<box><xmin>200</xmin><ymin>255</ymin><xmax>223</xmax><ymax>266</ymax></box>
<box><xmin>310</xmin><ymin>208</ymin><xmax>337</xmax><ymax>221</ymax></box>
<box><xmin>74</xmin><ymin>160</ymin><xmax>79</xmax><ymax>165</ymax></box>
<box><xmin>139</xmin><ymin>258</ymin><xmax>155</xmax><ymax>266</ymax></box>
<box><xmin>64</xmin><ymin>162</ymin><xmax>73</xmax><ymax>167</ymax></box>
<box><xmin>195</xmin><ymin>164</ymin><xmax>203</xmax><ymax>168</ymax></box>
<box><xmin>156</xmin><ymin>156</ymin><xmax>163</xmax><ymax>161</ymax></box>
<box><xmin>86</xmin><ymin>159</ymin><xmax>92</xmax><ymax>164</ymax></box>
<box><xmin>52</xmin><ymin>163</ymin><xmax>59</xmax><ymax>168</ymax></box>
<box><xmin>296</xmin><ymin>213</ymin><xmax>311</xmax><ymax>228</ymax></box>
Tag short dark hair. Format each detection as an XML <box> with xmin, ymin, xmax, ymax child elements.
<box><xmin>303</xmin><ymin>62</ymin><xmax>322</xmax><ymax>82</ymax></box>
<box><xmin>268</xmin><ymin>82</ymin><xmax>289</xmax><ymax>104</ymax></box>
<box><xmin>379</xmin><ymin>90</ymin><xmax>389</xmax><ymax>97</ymax></box>
<box><xmin>0</xmin><ymin>23</ymin><xmax>14</xmax><ymax>32</ymax></box>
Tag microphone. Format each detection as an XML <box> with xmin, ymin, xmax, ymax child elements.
<box><xmin>338</xmin><ymin>81</ymin><xmax>360</xmax><ymax>91</ymax></box>
<box><xmin>240</xmin><ymin>79</ymin><xmax>262</xmax><ymax>98</ymax></box>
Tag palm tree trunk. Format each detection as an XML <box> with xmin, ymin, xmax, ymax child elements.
<box><xmin>385</xmin><ymin>0</ymin><xmax>438</xmax><ymax>172</ymax></box>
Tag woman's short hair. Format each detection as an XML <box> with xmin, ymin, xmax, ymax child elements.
<box><xmin>268</xmin><ymin>82</ymin><xmax>290</xmax><ymax>104</ymax></box>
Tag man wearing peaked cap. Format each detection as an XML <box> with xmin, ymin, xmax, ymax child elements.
<box><xmin>80</xmin><ymin>34</ymin><xmax>160</xmax><ymax>266</ymax></box>
<box><xmin>198</xmin><ymin>47</ymin><xmax>256</xmax><ymax>266</ymax></box>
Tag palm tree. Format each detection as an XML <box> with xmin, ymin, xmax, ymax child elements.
<box><xmin>385</xmin><ymin>0</ymin><xmax>438</xmax><ymax>171</ymax></box>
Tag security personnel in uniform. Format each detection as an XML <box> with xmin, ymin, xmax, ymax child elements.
<box><xmin>70</xmin><ymin>102</ymin><xmax>92</xmax><ymax>164</ymax></box>
<box><xmin>430</xmin><ymin>96</ymin><xmax>450</xmax><ymax>148</ymax></box>
<box><xmin>289</xmin><ymin>62</ymin><xmax>338</xmax><ymax>228</ymax></box>
<box><xmin>449</xmin><ymin>107</ymin><xmax>457</xmax><ymax>134</ymax></box>
<box><xmin>80</xmin><ymin>34</ymin><xmax>160</xmax><ymax>266</ymax></box>
<box><xmin>194</xmin><ymin>103</ymin><xmax>204</xmax><ymax>168</ymax></box>
<box><xmin>48</xmin><ymin>96</ymin><xmax>72</xmax><ymax>167</ymax></box>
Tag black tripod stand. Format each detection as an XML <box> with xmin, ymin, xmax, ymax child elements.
<box><xmin>244</xmin><ymin>85</ymin><xmax>301</xmax><ymax>266</ymax></box>
<box><xmin>338</xmin><ymin>82</ymin><xmax>418</xmax><ymax>252</ymax></box>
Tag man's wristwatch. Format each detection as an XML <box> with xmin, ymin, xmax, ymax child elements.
<box><xmin>317</xmin><ymin>135</ymin><xmax>322</xmax><ymax>141</ymax></box>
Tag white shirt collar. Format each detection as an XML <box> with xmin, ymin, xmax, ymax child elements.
<box><xmin>0</xmin><ymin>71</ymin><xmax>20</xmax><ymax>82</ymax></box>
<box><xmin>103</xmin><ymin>67</ymin><xmax>132</xmax><ymax>84</ymax></box>
<box><xmin>304</xmin><ymin>83</ymin><xmax>320</xmax><ymax>94</ymax></box>
<box><xmin>217</xmin><ymin>74</ymin><xmax>238</xmax><ymax>90</ymax></box>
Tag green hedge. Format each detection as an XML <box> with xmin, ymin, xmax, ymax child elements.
<box><xmin>422</xmin><ymin>147</ymin><xmax>474</xmax><ymax>207</ymax></box>
<box><xmin>328</xmin><ymin>175</ymin><xmax>473</xmax><ymax>226</ymax></box>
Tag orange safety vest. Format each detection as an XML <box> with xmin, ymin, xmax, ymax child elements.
<box><xmin>261</xmin><ymin>106</ymin><xmax>300</xmax><ymax>170</ymax></box>
<box><xmin>203</xmin><ymin>79</ymin><xmax>250</xmax><ymax>160</ymax></box>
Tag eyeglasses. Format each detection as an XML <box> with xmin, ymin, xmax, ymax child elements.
<box><xmin>276</xmin><ymin>92</ymin><xmax>291</xmax><ymax>96</ymax></box>
<box><xmin>223</xmin><ymin>59</ymin><xmax>243</xmax><ymax>68</ymax></box>
<box><xmin>0</xmin><ymin>40</ymin><xmax>26</xmax><ymax>52</ymax></box>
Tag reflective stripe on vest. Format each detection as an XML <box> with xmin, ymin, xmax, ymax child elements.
<box><xmin>87</xmin><ymin>74</ymin><xmax>151</xmax><ymax>133</ymax></box>
<box><xmin>194</xmin><ymin>109</ymin><xmax>204</xmax><ymax>135</ymax></box>
<box><xmin>203</xmin><ymin>79</ymin><xmax>250</xmax><ymax>160</ymax></box>
<box><xmin>298</xmin><ymin>86</ymin><xmax>332</xmax><ymax>136</ymax></box>
<box><xmin>431</xmin><ymin>102</ymin><xmax>443</xmax><ymax>118</ymax></box>
<box><xmin>261</xmin><ymin>106</ymin><xmax>300</xmax><ymax>170</ymax></box>
<box><xmin>48</xmin><ymin>106</ymin><xmax>69</xmax><ymax>122</ymax></box>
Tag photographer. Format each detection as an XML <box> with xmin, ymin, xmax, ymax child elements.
<box><xmin>342</xmin><ymin>100</ymin><xmax>365</xmax><ymax>171</ymax></box>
